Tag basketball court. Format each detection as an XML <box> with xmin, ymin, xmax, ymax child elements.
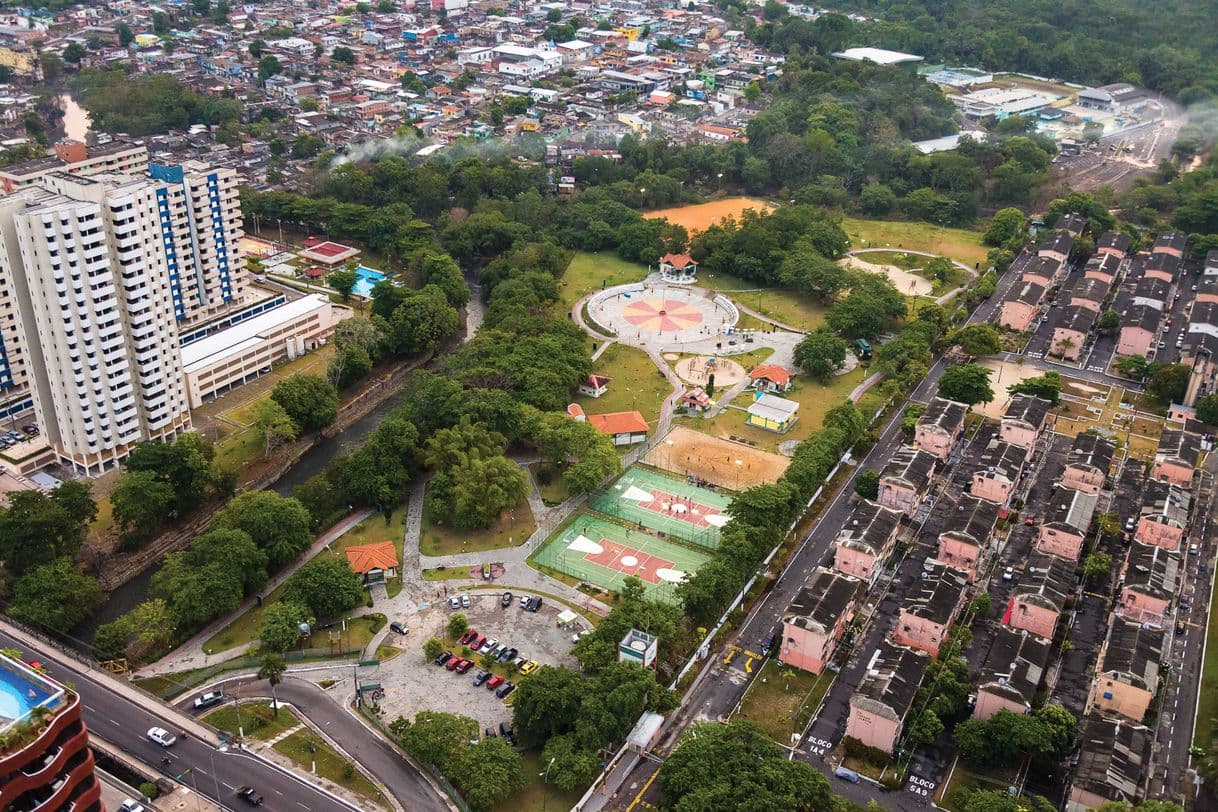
<box><xmin>532</xmin><ymin>513</ymin><xmax>710</xmax><ymax>604</ymax></box>
<box><xmin>590</xmin><ymin>465</ymin><xmax>731</xmax><ymax>550</ymax></box>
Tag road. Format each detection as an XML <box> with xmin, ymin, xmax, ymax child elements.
<box><xmin>179</xmin><ymin>674</ymin><xmax>452</xmax><ymax>812</ymax></box>
<box><xmin>0</xmin><ymin>625</ymin><xmax>359</xmax><ymax>812</ymax></box>
<box><xmin>1054</xmin><ymin>95</ymin><xmax>1187</xmax><ymax>193</ymax></box>
<box><xmin>588</xmin><ymin>262</ymin><xmax>1026</xmax><ymax>812</ymax></box>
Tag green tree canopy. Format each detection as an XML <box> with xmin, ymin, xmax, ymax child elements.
<box><xmin>1147</xmin><ymin>363</ymin><xmax>1190</xmax><ymax>404</ymax></box>
<box><xmin>259</xmin><ymin>601</ymin><xmax>310</xmax><ymax>653</ymax></box>
<box><xmin>8</xmin><ymin>557</ymin><xmax>103</xmax><ymax>633</ymax></box>
<box><xmin>951</xmin><ymin>324</ymin><xmax>1002</xmax><ymax>356</ymax></box>
<box><xmin>1007</xmin><ymin>371</ymin><xmax>1063</xmax><ymax>406</ymax></box>
<box><xmin>212</xmin><ymin>490</ymin><xmax>313</xmax><ymax>570</ymax></box>
<box><xmin>281</xmin><ymin>557</ymin><xmax>365</xmax><ymax>618</ymax></box>
<box><xmin>937</xmin><ymin>363</ymin><xmax>994</xmax><ymax>405</ymax></box>
<box><xmin>272</xmin><ymin>374</ymin><xmax>340</xmax><ymax>430</ymax></box>
<box><xmin>793</xmin><ymin>329</ymin><xmax>848</xmax><ymax>381</ymax></box>
<box><xmin>0</xmin><ymin>481</ymin><xmax>96</xmax><ymax>575</ymax></box>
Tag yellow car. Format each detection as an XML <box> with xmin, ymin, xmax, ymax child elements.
<box><xmin>519</xmin><ymin>659</ymin><xmax>539</xmax><ymax>675</ymax></box>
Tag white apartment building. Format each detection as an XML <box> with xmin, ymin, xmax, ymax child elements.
<box><xmin>148</xmin><ymin>161</ymin><xmax>247</xmax><ymax>323</ymax></box>
<box><xmin>0</xmin><ymin>172</ymin><xmax>190</xmax><ymax>474</ymax></box>
<box><xmin>0</xmin><ymin>139</ymin><xmax>149</xmax><ymax>194</ymax></box>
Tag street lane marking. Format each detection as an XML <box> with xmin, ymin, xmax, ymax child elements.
<box><xmin>223</xmin><ymin>783</ymin><xmax>235</xmax><ymax>790</ymax></box>
<box><xmin>108</xmin><ymin>718</ymin><xmax>120</xmax><ymax>726</ymax></box>
<box><xmin>744</xmin><ymin>657</ymin><xmax>754</xmax><ymax>674</ymax></box>
<box><xmin>84</xmin><ymin>705</ymin><xmax>96</xmax><ymax>712</ymax></box>
<box><xmin>627</xmin><ymin>768</ymin><xmax>660</xmax><ymax>812</ymax></box>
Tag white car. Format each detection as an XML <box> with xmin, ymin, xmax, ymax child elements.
<box><xmin>519</xmin><ymin>595</ymin><xmax>531</xmax><ymax>608</ymax></box>
<box><xmin>119</xmin><ymin>801</ymin><xmax>146</xmax><ymax>812</ymax></box>
<box><xmin>147</xmin><ymin>726</ymin><xmax>176</xmax><ymax>747</ymax></box>
<box><xmin>483</xmin><ymin>638</ymin><xmax>499</xmax><ymax>653</ymax></box>
<box><xmin>448</xmin><ymin>595</ymin><xmax>460</xmax><ymax>609</ymax></box>
<box><xmin>460</xmin><ymin>594</ymin><xmax>470</xmax><ymax>608</ymax></box>
<box><xmin>1002</xmin><ymin>567</ymin><xmax>1014</xmax><ymax>582</ymax></box>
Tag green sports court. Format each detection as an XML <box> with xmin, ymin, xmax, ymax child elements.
<box><xmin>590</xmin><ymin>465</ymin><xmax>732</xmax><ymax>550</ymax></box>
<box><xmin>532</xmin><ymin>512</ymin><xmax>711</xmax><ymax>604</ymax></box>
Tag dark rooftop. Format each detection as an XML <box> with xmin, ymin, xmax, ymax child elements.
<box><xmin>941</xmin><ymin>493</ymin><xmax>1001</xmax><ymax>545</ymax></box>
<box><xmin>974</xmin><ymin>438</ymin><xmax>1027</xmax><ymax>485</ymax></box>
<box><xmin>1067</xmin><ymin>432</ymin><xmax>1116</xmax><ymax>477</ymax></box>
<box><xmin>880</xmin><ymin>446</ymin><xmax>938</xmax><ymax>489</ymax></box>
<box><xmin>917</xmin><ymin>397</ymin><xmax>968</xmax><ymax>434</ymax></box>
<box><xmin>1014</xmin><ymin>552</ymin><xmax>1075</xmax><ymax>612</ymax></box>
<box><xmin>1152</xmin><ymin>230</ymin><xmax>1188</xmax><ymax>253</ymax></box>
<box><xmin>851</xmin><ymin>640</ymin><xmax>930</xmax><ymax>722</ymax></box>
<box><xmin>1097</xmin><ymin>614</ymin><xmax>1164</xmax><ymax>691</ymax></box>
<box><xmin>1003</xmin><ymin>394</ymin><xmax>1052</xmax><ymax>428</ymax></box>
<box><xmin>1096</xmin><ymin>231</ymin><xmax>1132</xmax><ymax>255</ymax></box>
<box><xmin>1121</xmin><ymin>542</ymin><xmax>1181</xmax><ymax>606</ymax></box>
<box><xmin>900</xmin><ymin>558</ymin><xmax>967</xmax><ymax>626</ymax></box>
<box><xmin>836</xmin><ymin>500</ymin><xmax>902</xmax><ymax>554</ymax></box>
<box><xmin>784</xmin><ymin>568</ymin><xmax>861</xmax><ymax>634</ymax></box>
<box><xmin>1072</xmin><ymin>715</ymin><xmax>1151</xmax><ymax>806</ymax></box>
<box><xmin>977</xmin><ymin>626</ymin><xmax>1052</xmax><ymax>709</ymax></box>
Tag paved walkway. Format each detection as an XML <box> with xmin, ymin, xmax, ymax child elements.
<box><xmin>136</xmin><ymin>508</ymin><xmax>376</xmax><ymax>677</ymax></box>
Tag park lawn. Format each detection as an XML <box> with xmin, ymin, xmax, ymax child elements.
<box><xmin>214</xmin><ymin>424</ymin><xmax>262</xmax><ymax>473</ymax></box>
<box><xmin>680</xmin><ymin>366</ymin><xmax>865</xmax><ymax>452</ymax></box>
<box><xmin>203</xmin><ymin>584</ymin><xmax>380</xmax><ymax>655</ymax></box>
<box><xmin>556</xmin><ymin>251</ymin><xmax>648</xmax><ymax>314</ymax></box>
<box><xmin>203</xmin><ymin>701</ymin><xmax>300</xmax><ymax>741</ymax></box>
<box><xmin>422</xmin><ymin>566</ymin><xmax>475</xmax><ymax>581</ymax></box>
<box><xmin>274</xmin><ymin>730</ymin><xmax>389</xmax><ymax>809</ymax></box>
<box><xmin>495</xmin><ymin>750</ymin><xmax>586</xmax><ymax>812</ymax></box>
<box><xmin>1194</xmin><ymin>568</ymin><xmax>1218</xmax><ymax>750</ymax></box>
<box><xmin>737</xmin><ymin>659</ymin><xmax>833</xmax><ymax>745</ymax></box>
<box><xmin>936</xmin><ymin>763</ymin><xmax>1021</xmax><ymax>811</ymax></box>
<box><xmin>575</xmin><ymin>343</ymin><xmax>672</xmax><ymax>425</ymax></box>
<box><xmin>301</xmin><ymin>613</ymin><xmax>383</xmax><ymax>653</ymax></box>
<box><xmin>420</xmin><ymin>489</ymin><xmax>535</xmax><ymax>557</ymax></box>
<box><xmin>840</xmin><ymin>217</ymin><xmax>989</xmax><ymax>268</ymax></box>
<box><xmin>700</xmin><ymin>271</ymin><xmax>828</xmax><ymax>331</ymax></box>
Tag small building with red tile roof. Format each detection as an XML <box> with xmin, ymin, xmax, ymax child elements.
<box><xmin>345</xmin><ymin>541</ymin><xmax>398</xmax><ymax>584</ymax></box>
<box><xmin>749</xmin><ymin>364</ymin><xmax>794</xmax><ymax>393</ymax></box>
<box><xmin>585</xmin><ymin>410</ymin><xmax>649</xmax><ymax>445</ymax></box>
<box><xmin>659</xmin><ymin>253</ymin><xmax>698</xmax><ymax>283</ymax></box>
<box><xmin>578</xmin><ymin>374</ymin><xmax>611</xmax><ymax>398</ymax></box>
<box><xmin>681</xmin><ymin>388</ymin><xmax>711</xmax><ymax>411</ymax></box>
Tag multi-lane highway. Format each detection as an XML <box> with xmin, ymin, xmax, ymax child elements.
<box><xmin>0</xmin><ymin>623</ymin><xmax>359</xmax><ymax>812</ymax></box>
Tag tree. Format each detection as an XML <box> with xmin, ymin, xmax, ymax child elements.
<box><xmin>0</xmin><ymin>483</ymin><xmax>97</xmax><ymax>575</ymax></box>
<box><xmin>969</xmin><ymin>592</ymin><xmax>993</xmax><ymax>617</ymax></box>
<box><xmin>282</xmin><ymin>558</ymin><xmax>365</xmax><ymax>619</ymax></box>
<box><xmin>116</xmin><ymin>23</ymin><xmax>134</xmax><ymax>46</ymax></box>
<box><xmin>1196</xmin><ymin>393</ymin><xmax>1218</xmax><ymax>425</ymax></box>
<box><xmin>937</xmin><ymin>363</ymin><xmax>994</xmax><ymax>405</ymax></box>
<box><xmin>1097</xmin><ymin>308</ymin><xmax>1120</xmax><ymax>330</ymax></box>
<box><xmin>331</xmin><ymin>46</ymin><xmax>356</xmax><ymax>65</ymax></box>
<box><xmin>151</xmin><ymin>528</ymin><xmax>264</xmax><ymax>627</ymax></box>
<box><xmin>249</xmin><ymin>39</ymin><xmax>267</xmax><ymax>58</ymax></box>
<box><xmin>8</xmin><ymin>557</ymin><xmax>103</xmax><ymax>633</ymax></box>
<box><xmin>272</xmin><ymin>374</ymin><xmax>339</xmax><ymax>430</ymax></box>
<box><xmin>658</xmin><ymin>720</ymin><xmax>835</xmax><ymax>812</ymax></box>
<box><xmin>1083</xmin><ymin>552</ymin><xmax>1113</xmax><ymax>582</ymax></box>
<box><xmin>395</xmin><ymin>711</ymin><xmax>478</xmax><ymax>770</ymax></box>
<box><xmin>258</xmin><ymin>55</ymin><xmax>282</xmax><ymax>84</ymax></box>
<box><xmin>423</xmin><ymin>637</ymin><xmax>444</xmax><ymax>661</ymax></box>
<box><xmin>853</xmin><ymin>469</ymin><xmax>879</xmax><ymax>500</ymax></box>
<box><xmin>1147</xmin><ymin>363</ymin><xmax>1190</xmax><ymax>404</ymax></box>
<box><xmin>443</xmin><ymin>455</ymin><xmax>528</xmax><ymax>530</ymax></box>
<box><xmin>260</xmin><ymin>601</ymin><xmax>309</xmax><ymax>653</ymax></box>
<box><xmin>111</xmin><ymin>469</ymin><xmax>175</xmax><ymax>543</ymax></box>
<box><xmin>63</xmin><ymin>42</ymin><xmax>86</xmax><ymax>64</ymax></box>
<box><xmin>424</xmin><ymin>417</ymin><xmax>507</xmax><ymax>472</ymax></box>
<box><xmin>125</xmin><ymin>433</ymin><xmax>216</xmax><ymax>515</ymax></box>
<box><xmin>447</xmin><ymin>612</ymin><xmax>468</xmax><ymax>639</ymax></box>
<box><xmin>212</xmin><ymin>491</ymin><xmax>313</xmax><ymax>570</ymax></box>
<box><xmin>952</xmin><ymin>324</ymin><xmax>1002</xmax><ymax>356</ymax></box>
<box><xmin>859</xmin><ymin>183</ymin><xmax>896</xmax><ymax>217</ymax></box>
<box><xmin>253</xmin><ymin>399</ymin><xmax>298</xmax><ymax>458</ymax></box>
<box><xmin>452</xmin><ymin>738</ymin><xmax>526</xmax><ymax>812</ymax></box>
<box><xmin>1008</xmin><ymin>371</ymin><xmax>1063</xmax><ymax>406</ymax></box>
<box><xmin>257</xmin><ymin>654</ymin><xmax>287</xmax><ymax>717</ymax></box>
<box><xmin>1113</xmin><ymin>354</ymin><xmax>1152</xmax><ymax>380</ymax></box>
<box><xmin>908</xmin><ymin>709</ymin><xmax>944</xmax><ymax>746</ymax></box>
<box><xmin>984</xmin><ymin>207</ymin><xmax>1027</xmax><ymax>247</ymax></box>
<box><xmin>329</xmin><ymin>343</ymin><xmax>373</xmax><ymax>389</ymax></box>
<box><xmin>327</xmin><ymin>268</ymin><xmax>358</xmax><ymax>302</ymax></box>
<box><xmin>793</xmin><ymin>329</ymin><xmax>848</xmax><ymax>381</ymax></box>
<box><xmin>511</xmin><ymin>665</ymin><xmax>588</xmax><ymax>747</ymax></box>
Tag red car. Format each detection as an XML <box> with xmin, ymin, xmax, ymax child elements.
<box><xmin>459</xmin><ymin>630</ymin><xmax>478</xmax><ymax>645</ymax></box>
<box><xmin>455</xmin><ymin>659</ymin><xmax>474</xmax><ymax>674</ymax></box>
<box><xmin>445</xmin><ymin>656</ymin><xmax>462</xmax><ymax>671</ymax></box>
<box><xmin>486</xmin><ymin>675</ymin><xmax>505</xmax><ymax>691</ymax></box>
<box><xmin>473</xmin><ymin>636</ymin><xmax>488</xmax><ymax>651</ymax></box>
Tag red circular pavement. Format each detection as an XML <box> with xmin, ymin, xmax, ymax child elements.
<box><xmin>621</xmin><ymin>298</ymin><xmax>704</xmax><ymax>332</ymax></box>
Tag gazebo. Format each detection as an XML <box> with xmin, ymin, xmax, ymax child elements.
<box><xmin>659</xmin><ymin>253</ymin><xmax>698</xmax><ymax>283</ymax></box>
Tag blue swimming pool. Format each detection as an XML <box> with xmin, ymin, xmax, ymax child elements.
<box><xmin>0</xmin><ymin>663</ymin><xmax>51</xmax><ymax>725</ymax></box>
<box><xmin>352</xmin><ymin>265</ymin><xmax>386</xmax><ymax>297</ymax></box>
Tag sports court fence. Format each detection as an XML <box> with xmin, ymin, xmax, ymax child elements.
<box><xmin>587</xmin><ymin>464</ymin><xmax>730</xmax><ymax>551</ymax></box>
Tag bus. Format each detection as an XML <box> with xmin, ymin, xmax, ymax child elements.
<box><xmin>854</xmin><ymin>338</ymin><xmax>872</xmax><ymax>361</ymax></box>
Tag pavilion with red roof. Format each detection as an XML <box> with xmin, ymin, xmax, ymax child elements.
<box><xmin>659</xmin><ymin>253</ymin><xmax>698</xmax><ymax>283</ymax></box>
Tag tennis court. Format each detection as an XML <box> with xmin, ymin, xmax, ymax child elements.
<box><xmin>532</xmin><ymin>513</ymin><xmax>710</xmax><ymax>604</ymax></box>
<box><xmin>591</xmin><ymin>465</ymin><xmax>732</xmax><ymax>550</ymax></box>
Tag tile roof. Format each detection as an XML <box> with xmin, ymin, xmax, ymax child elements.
<box><xmin>344</xmin><ymin>540</ymin><xmax>398</xmax><ymax>574</ymax></box>
<box><xmin>587</xmin><ymin>410</ymin><xmax>649</xmax><ymax>435</ymax></box>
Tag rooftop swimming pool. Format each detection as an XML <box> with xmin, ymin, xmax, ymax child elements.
<box><xmin>352</xmin><ymin>265</ymin><xmax>386</xmax><ymax>297</ymax></box>
<box><xmin>0</xmin><ymin>661</ymin><xmax>54</xmax><ymax>729</ymax></box>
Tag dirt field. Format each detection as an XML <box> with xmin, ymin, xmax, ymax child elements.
<box><xmin>840</xmin><ymin>256</ymin><xmax>933</xmax><ymax>297</ymax></box>
<box><xmin>644</xmin><ymin>198</ymin><xmax>774</xmax><ymax>234</ymax></box>
<box><xmin>674</xmin><ymin>355</ymin><xmax>747</xmax><ymax>388</ymax></box>
<box><xmin>644</xmin><ymin>426</ymin><xmax>789</xmax><ymax>489</ymax></box>
<box><xmin>977</xmin><ymin>359</ymin><xmax>1042</xmax><ymax>419</ymax></box>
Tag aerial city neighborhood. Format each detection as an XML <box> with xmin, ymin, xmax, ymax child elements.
<box><xmin>0</xmin><ymin>1</ymin><xmax>1216</xmax><ymax>812</ymax></box>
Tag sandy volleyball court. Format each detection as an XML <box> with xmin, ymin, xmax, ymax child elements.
<box><xmin>644</xmin><ymin>197</ymin><xmax>774</xmax><ymax>233</ymax></box>
<box><xmin>644</xmin><ymin>426</ymin><xmax>790</xmax><ymax>489</ymax></box>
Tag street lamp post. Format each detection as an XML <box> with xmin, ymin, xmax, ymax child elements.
<box><xmin>541</xmin><ymin>756</ymin><xmax>557</xmax><ymax>812</ymax></box>
<box><xmin>209</xmin><ymin>746</ymin><xmax>225</xmax><ymax>802</ymax></box>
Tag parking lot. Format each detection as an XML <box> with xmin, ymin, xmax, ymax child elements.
<box><xmin>373</xmin><ymin>590</ymin><xmax>584</xmax><ymax>731</ymax></box>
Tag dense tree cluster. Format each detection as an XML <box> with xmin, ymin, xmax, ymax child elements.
<box><xmin>70</xmin><ymin>69</ymin><xmax>241</xmax><ymax>135</ymax></box>
<box><xmin>953</xmin><ymin>705</ymin><xmax>1077</xmax><ymax>768</ymax></box>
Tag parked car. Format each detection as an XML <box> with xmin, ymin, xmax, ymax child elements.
<box><xmin>434</xmin><ymin>651</ymin><xmax>453</xmax><ymax>666</ymax></box>
<box><xmin>496</xmin><ymin>681</ymin><xmax>516</xmax><ymax>699</ymax></box>
<box><xmin>119</xmin><ymin>800</ymin><xmax>146</xmax><ymax>812</ymax></box>
<box><xmin>237</xmin><ymin>786</ymin><xmax>264</xmax><ymax>805</ymax></box>
<box><xmin>483</xmin><ymin>638</ymin><xmax>499</xmax><ymax>653</ymax></box>
<box><xmin>520</xmin><ymin>595</ymin><xmax>531</xmax><ymax>608</ymax></box>
<box><xmin>473</xmin><ymin>670</ymin><xmax>492</xmax><ymax>687</ymax></box>
<box><xmin>472</xmin><ymin>636</ymin><xmax>488</xmax><ymax>651</ymax></box>
<box><xmin>497</xmin><ymin>647</ymin><xmax>518</xmax><ymax>663</ymax></box>
<box><xmin>501</xmin><ymin>591</ymin><xmax>513</xmax><ymax>607</ymax></box>
<box><xmin>459</xmin><ymin>629</ymin><xmax>478</xmax><ymax>645</ymax></box>
<box><xmin>1002</xmin><ymin>567</ymin><xmax>1014</xmax><ymax>582</ymax></box>
<box><xmin>1177</xmin><ymin>620</ymin><xmax>1188</xmax><ymax>635</ymax></box>
<box><xmin>486</xmin><ymin>675</ymin><xmax>505</xmax><ymax>691</ymax></box>
<box><xmin>1125</xmin><ymin>517</ymin><xmax>1136</xmax><ymax>532</ymax></box>
<box><xmin>390</xmin><ymin>621</ymin><xmax>408</xmax><ymax>635</ymax></box>
<box><xmin>193</xmin><ymin>691</ymin><xmax>225</xmax><ymax>710</ymax></box>
<box><xmin>519</xmin><ymin>660</ymin><xmax>539</xmax><ymax>675</ymax></box>
<box><xmin>448</xmin><ymin>596</ymin><xmax>461</xmax><ymax>609</ymax></box>
<box><xmin>445</xmin><ymin>656</ymin><xmax>462</xmax><ymax>671</ymax></box>
<box><xmin>147</xmin><ymin>727</ymin><xmax>176</xmax><ymax>747</ymax></box>
<box><xmin>460</xmin><ymin>594</ymin><xmax>471</xmax><ymax>608</ymax></box>
<box><xmin>459</xmin><ymin>658</ymin><xmax>477</xmax><ymax>674</ymax></box>
<box><xmin>526</xmin><ymin>597</ymin><xmax>543</xmax><ymax>612</ymax></box>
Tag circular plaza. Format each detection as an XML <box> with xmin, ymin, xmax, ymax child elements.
<box><xmin>587</xmin><ymin>282</ymin><xmax>739</xmax><ymax>347</ymax></box>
